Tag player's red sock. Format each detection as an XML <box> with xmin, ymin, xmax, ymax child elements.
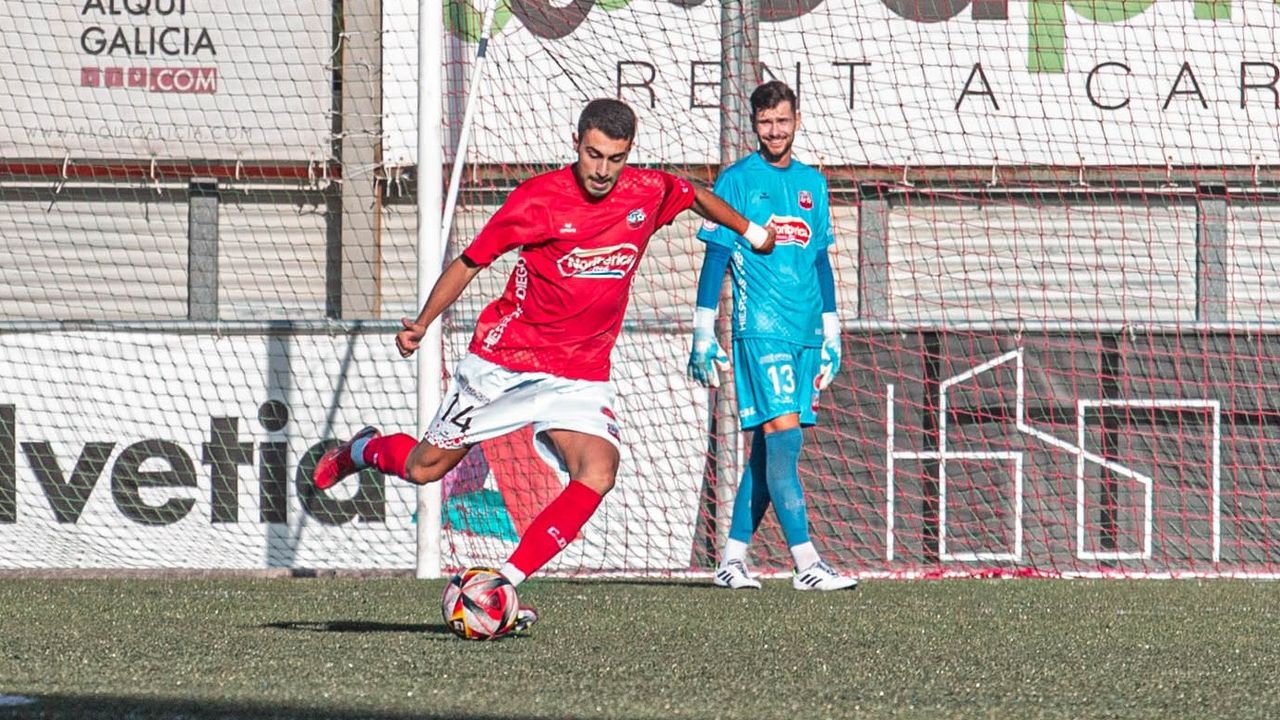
<box><xmin>506</xmin><ymin>480</ymin><xmax>603</xmax><ymax>579</ymax></box>
<box><xmin>361</xmin><ymin>433</ymin><xmax>416</xmax><ymax>478</ymax></box>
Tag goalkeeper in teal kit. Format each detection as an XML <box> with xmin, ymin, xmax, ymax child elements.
<box><xmin>688</xmin><ymin>81</ymin><xmax>857</xmax><ymax>591</ymax></box>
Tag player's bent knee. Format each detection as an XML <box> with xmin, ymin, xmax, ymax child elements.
<box><xmin>404</xmin><ymin>445</ymin><xmax>464</xmax><ymax>485</ymax></box>
<box><xmin>403</xmin><ymin>461</ymin><xmax>441</xmax><ymax>486</ymax></box>
<box><xmin>574</xmin><ymin>472</ymin><xmax>616</xmax><ymax>496</ymax></box>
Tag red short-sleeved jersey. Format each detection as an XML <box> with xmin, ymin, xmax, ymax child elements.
<box><xmin>461</xmin><ymin>165</ymin><xmax>696</xmax><ymax>381</ymax></box>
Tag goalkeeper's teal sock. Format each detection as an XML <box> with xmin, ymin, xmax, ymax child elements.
<box><xmin>726</xmin><ymin>430</ymin><xmax>770</xmax><ymax>551</ymax></box>
<box><xmin>764</xmin><ymin>428</ymin><xmax>811</xmax><ymax>548</ymax></box>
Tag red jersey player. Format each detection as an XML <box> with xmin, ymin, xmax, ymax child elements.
<box><xmin>313</xmin><ymin>98</ymin><xmax>775</xmax><ymax>631</ymax></box>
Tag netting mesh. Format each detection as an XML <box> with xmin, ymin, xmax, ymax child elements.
<box><xmin>3</xmin><ymin>0</ymin><xmax>1280</xmax><ymax>576</ymax></box>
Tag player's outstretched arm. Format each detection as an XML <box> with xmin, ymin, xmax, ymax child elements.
<box><xmin>690</xmin><ymin>185</ymin><xmax>776</xmax><ymax>253</ymax></box>
<box><xmin>396</xmin><ymin>257</ymin><xmax>484</xmax><ymax>358</ymax></box>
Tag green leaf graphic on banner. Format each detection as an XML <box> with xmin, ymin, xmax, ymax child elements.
<box><xmin>1030</xmin><ymin>1</ymin><xmax>1154</xmax><ymax>73</ymax></box>
<box><xmin>445</xmin><ymin>0</ymin><xmax>516</xmax><ymax>42</ymax></box>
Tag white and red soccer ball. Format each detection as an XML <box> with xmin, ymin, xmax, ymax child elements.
<box><xmin>441</xmin><ymin>567</ymin><xmax>520</xmax><ymax>640</ymax></box>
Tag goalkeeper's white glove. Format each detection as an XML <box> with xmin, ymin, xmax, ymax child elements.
<box><xmin>816</xmin><ymin>312</ymin><xmax>841</xmax><ymax>391</ymax></box>
<box><xmin>687</xmin><ymin>307</ymin><xmax>729</xmax><ymax>388</ymax></box>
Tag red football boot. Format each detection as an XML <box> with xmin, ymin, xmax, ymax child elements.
<box><xmin>313</xmin><ymin>426</ymin><xmax>380</xmax><ymax>490</ymax></box>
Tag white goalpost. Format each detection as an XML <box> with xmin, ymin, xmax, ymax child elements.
<box><xmin>415</xmin><ymin>0</ymin><xmax>499</xmax><ymax>579</ymax></box>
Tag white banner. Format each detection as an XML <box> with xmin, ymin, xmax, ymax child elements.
<box><xmin>0</xmin><ymin>331</ymin><xmax>707</xmax><ymax>570</ymax></box>
<box><xmin>0</xmin><ymin>0</ymin><xmax>333</xmax><ymax>162</ymax></box>
<box><xmin>386</xmin><ymin>0</ymin><xmax>1280</xmax><ymax>166</ymax></box>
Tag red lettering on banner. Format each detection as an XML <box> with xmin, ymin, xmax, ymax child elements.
<box><xmin>80</xmin><ymin>67</ymin><xmax>217</xmax><ymax>94</ymax></box>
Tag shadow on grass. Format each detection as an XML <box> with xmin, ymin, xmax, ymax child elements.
<box><xmin>548</xmin><ymin>577</ymin><xmax>711</xmax><ymax>589</ymax></box>
<box><xmin>0</xmin><ymin>694</ymin><xmax>547</xmax><ymax>720</ymax></box>
<box><xmin>262</xmin><ymin>620</ymin><xmax>444</xmax><ymax>634</ymax></box>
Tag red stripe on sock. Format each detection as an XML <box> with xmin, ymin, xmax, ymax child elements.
<box><xmin>506</xmin><ymin>480</ymin><xmax>603</xmax><ymax>579</ymax></box>
<box><xmin>362</xmin><ymin>433</ymin><xmax>416</xmax><ymax>478</ymax></box>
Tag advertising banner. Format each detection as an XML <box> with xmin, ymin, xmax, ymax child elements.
<box><xmin>385</xmin><ymin>0</ymin><xmax>1280</xmax><ymax>166</ymax></box>
<box><xmin>0</xmin><ymin>0</ymin><xmax>334</xmax><ymax>162</ymax></box>
<box><xmin>0</xmin><ymin>330</ymin><xmax>707</xmax><ymax>571</ymax></box>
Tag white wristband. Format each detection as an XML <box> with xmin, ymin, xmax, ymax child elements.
<box><xmin>694</xmin><ymin>306</ymin><xmax>717</xmax><ymax>333</ymax></box>
<box><xmin>822</xmin><ymin>312</ymin><xmax>841</xmax><ymax>339</ymax></box>
<box><xmin>743</xmin><ymin>221</ymin><xmax>769</xmax><ymax>249</ymax></box>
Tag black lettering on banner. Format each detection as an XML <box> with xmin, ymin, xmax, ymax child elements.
<box><xmin>617</xmin><ymin>61</ymin><xmax>657</xmax><ymax>108</ymax></box>
<box><xmin>881</xmin><ymin>0</ymin><xmax>1007</xmax><ymax>22</ymax></box>
<box><xmin>510</xmin><ymin>0</ymin><xmax>596</xmax><ymax>40</ymax></box>
<box><xmin>1240</xmin><ymin>62</ymin><xmax>1280</xmax><ymax>109</ymax></box>
<box><xmin>833</xmin><ymin>62</ymin><xmax>871</xmax><ymax>109</ymax></box>
<box><xmin>112</xmin><ymin>439</ymin><xmax>197</xmax><ymax>526</ymax></box>
<box><xmin>258</xmin><ymin>440</ymin><xmax>289</xmax><ymax>523</ymax></box>
<box><xmin>690</xmin><ymin>61</ymin><xmax>719</xmax><ymax>109</ymax></box>
<box><xmin>0</xmin><ymin>406</ymin><xmax>13</xmax><ymax>523</ymax></box>
<box><xmin>761</xmin><ymin>62</ymin><xmax>802</xmax><ymax>102</ymax></box>
<box><xmin>955</xmin><ymin>63</ymin><xmax>999</xmax><ymax>111</ymax></box>
<box><xmin>257</xmin><ymin>400</ymin><xmax>290</xmax><ymax>524</ymax></box>
<box><xmin>81</xmin><ymin>0</ymin><xmax>190</xmax><ymax>15</ymax></box>
<box><xmin>203</xmin><ymin>417</ymin><xmax>253</xmax><ymax>524</ymax></box>
<box><xmin>1164</xmin><ymin>62</ymin><xmax>1208</xmax><ymax>110</ymax></box>
<box><xmin>23</xmin><ymin>441</ymin><xmax>114</xmax><ymax>524</ymax></box>
<box><xmin>1086</xmin><ymin>62</ymin><xmax>1131</xmax><ymax>110</ymax></box>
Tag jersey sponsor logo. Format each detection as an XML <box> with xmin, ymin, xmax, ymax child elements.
<box><xmin>627</xmin><ymin>208</ymin><xmax>646</xmax><ymax>229</ymax></box>
<box><xmin>798</xmin><ymin>190</ymin><xmax>813</xmax><ymax>209</ymax></box>
<box><xmin>556</xmin><ymin>243</ymin><xmax>640</xmax><ymax>279</ymax></box>
<box><xmin>766</xmin><ymin>215</ymin><xmax>813</xmax><ymax>247</ymax></box>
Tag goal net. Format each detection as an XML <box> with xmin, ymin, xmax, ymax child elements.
<box><xmin>3</xmin><ymin>0</ymin><xmax>1280</xmax><ymax>578</ymax></box>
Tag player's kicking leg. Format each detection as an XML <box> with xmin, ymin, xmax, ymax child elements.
<box><xmin>313</xmin><ymin>425</ymin><xmax>382</xmax><ymax>490</ymax></box>
<box><xmin>314</xmin><ymin>427</ymin><xmax>541</xmax><ymax>633</ymax></box>
<box><xmin>496</xmin><ymin>429</ymin><xmax>615</xmax><ymax>589</ymax></box>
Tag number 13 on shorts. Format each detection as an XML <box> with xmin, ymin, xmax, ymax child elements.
<box><xmin>732</xmin><ymin>339</ymin><xmax>821</xmax><ymax>429</ymax></box>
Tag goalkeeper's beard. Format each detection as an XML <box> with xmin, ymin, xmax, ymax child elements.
<box><xmin>758</xmin><ymin>136</ymin><xmax>794</xmax><ymax>164</ymax></box>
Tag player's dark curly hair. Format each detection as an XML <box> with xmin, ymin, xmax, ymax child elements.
<box><xmin>577</xmin><ymin>99</ymin><xmax>637</xmax><ymax>142</ymax></box>
<box><xmin>750</xmin><ymin>81</ymin><xmax>798</xmax><ymax>120</ymax></box>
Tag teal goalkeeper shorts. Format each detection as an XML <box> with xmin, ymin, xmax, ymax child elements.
<box><xmin>732</xmin><ymin>337</ymin><xmax>822</xmax><ymax>430</ymax></box>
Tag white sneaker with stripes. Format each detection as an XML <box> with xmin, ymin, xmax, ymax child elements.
<box><xmin>792</xmin><ymin>561</ymin><xmax>858</xmax><ymax>591</ymax></box>
<box><xmin>713</xmin><ymin>559</ymin><xmax>762</xmax><ymax>590</ymax></box>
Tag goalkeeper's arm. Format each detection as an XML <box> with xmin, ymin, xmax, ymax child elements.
<box><xmin>686</xmin><ymin>243</ymin><xmax>733</xmax><ymax>387</ymax></box>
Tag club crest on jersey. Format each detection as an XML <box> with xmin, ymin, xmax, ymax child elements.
<box><xmin>766</xmin><ymin>215</ymin><xmax>813</xmax><ymax>247</ymax></box>
<box><xmin>627</xmin><ymin>208</ymin><xmax>647</xmax><ymax>229</ymax></box>
<box><xmin>798</xmin><ymin>190</ymin><xmax>813</xmax><ymax>209</ymax></box>
<box><xmin>557</xmin><ymin>243</ymin><xmax>640</xmax><ymax>279</ymax></box>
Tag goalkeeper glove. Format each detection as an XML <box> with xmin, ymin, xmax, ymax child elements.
<box><xmin>816</xmin><ymin>312</ymin><xmax>841</xmax><ymax>391</ymax></box>
<box><xmin>687</xmin><ymin>307</ymin><xmax>729</xmax><ymax>388</ymax></box>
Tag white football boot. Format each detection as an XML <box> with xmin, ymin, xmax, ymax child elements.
<box><xmin>792</xmin><ymin>560</ymin><xmax>858</xmax><ymax>591</ymax></box>
<box><xmin>511</xmin><ymin>605</ymin><xmax>539</xmax><ymax>633</ymax></box>
<box><xmin>713</xmin><ymin>559</ymin><xmax>763</xmax><ymax>590</ymax></box>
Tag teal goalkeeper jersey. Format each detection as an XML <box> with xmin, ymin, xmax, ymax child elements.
<box><xmin>697</xmin><ymin>152</ymin><xmax>835</xmax><ymax>347</ymax></box>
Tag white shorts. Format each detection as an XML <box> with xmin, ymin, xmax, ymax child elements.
<box><xmin>423</xmin><ymin>353</ymin><xmax>622</xmax><ymax>474</ymax></box>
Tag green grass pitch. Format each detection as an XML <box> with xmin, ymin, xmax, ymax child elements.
<box><xmin>0</xmin><ymin>577</ymin><xmax>1277</xmax><ymax>719</ymax></box>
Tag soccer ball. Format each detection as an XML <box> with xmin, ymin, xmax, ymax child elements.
<box><xmin>441</xmin><ymin>567</ymin><xmax>520</xmax><ymax>640</ymax></box>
